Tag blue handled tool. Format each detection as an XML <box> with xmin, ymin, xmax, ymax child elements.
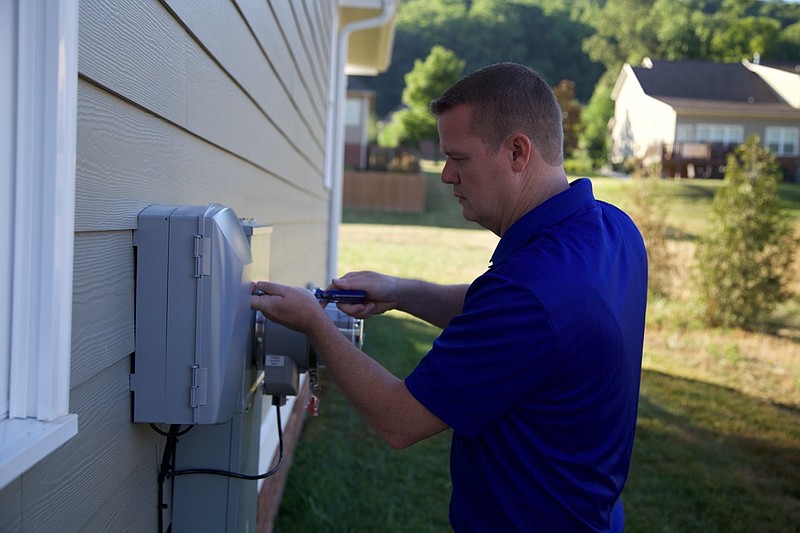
<box><xmin>314</xmin><ymin>288</ymin><xmax>367</xmax><ymax>303</ymax></box>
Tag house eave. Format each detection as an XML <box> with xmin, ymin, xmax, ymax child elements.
<box><xmin>340</xmin><ymin>2</ymin><xmax>397</xmax><ymax>75</ymax></box>
<box><xmin>611</xmin><ymin>63</ymin><xmax>639</xmax><ymax>101</ymax></box>
<box><xmin>655</xmin><ymin>97</ymin><xmax>800</xmax><ymax>120</ymax></box>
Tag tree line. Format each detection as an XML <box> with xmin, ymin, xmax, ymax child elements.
<box><xmin>356</xmin><ymin>0</ymin><xmax>800</xmax><ymax>168</ymax></box>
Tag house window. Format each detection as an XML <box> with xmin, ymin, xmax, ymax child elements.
<box><xmin>345</xmin><ymin>98</ymin><xmax>361</xmax><ymax>127</ymax></box>
<box><xmin>696</xmin><ymin>124</ymin><xmax>744</xmax><ymax>145</ymax></box>
<box><xmin>765</xmin><ymin>127</ymin><xmax>799</xmax><ymax>156</ymax></box>
<box><xmin>676</xmin><ymin>124</ymin><xmax>693</xmax><ymax>142</ymax></box>
<box><xmin>0</xmin><ymin>0</ymin><xmax>79</xmax><ymax>491</ymax></box>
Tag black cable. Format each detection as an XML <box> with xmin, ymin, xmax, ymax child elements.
<box><xmin>150</xmin><ymin>423</ymin><xmax>194</xmax><ymax>438</ymax></box>
<box><xmin>155</xmin><ymin>424</ymin><xmax>189</xmax><ymax>532</ymax></box>
<box><xmin>172</xmin><ymin>399</ymin><xmax>285</xmax><ymax>481</ymax></box>
<box><xmin>151</xmin><ymin>398</ymin><xmax>285</xmax><ymax>531</ymax></box>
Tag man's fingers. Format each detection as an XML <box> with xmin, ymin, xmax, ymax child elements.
<box><xmin>331</xmin><ymin>276</ymin><xmax>350</xmax><ymax>290</ymax></box>
<box><xmin>254</xmin><ymin>280</ymin><xmax>283</xmax><ymax>295</ymax></box>
<box><xmin>337</xmin><ymin>302</ymin><xmax>378</xmax><ymax>319</ymax></box>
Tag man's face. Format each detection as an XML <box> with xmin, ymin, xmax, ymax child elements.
<box><xmin>437</xmin><ymin>105</ymin><xmax>513</xmax><ymax>234</ymax></box>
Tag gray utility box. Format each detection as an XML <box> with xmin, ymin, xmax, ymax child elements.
<box><xmin>131</xmin><ymin>203</ymin><xmax>254</xmax><ymax>425</ymax></box>
<box><xmin>132</xmin><ymin>203</ymin><xmax>274</xmax><ymax>532</ymax></box>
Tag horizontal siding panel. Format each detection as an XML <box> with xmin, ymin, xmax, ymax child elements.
<box><xmin>269</xmin><ymin>0</ymin><xmax>326</xmax><ymax>124</ymax></box>
<box><xmin>20</xmin><ymin>360</ymin><xmax>159</xmax><ymax>532</ymax></box>
<box><xmin>303</xmin><ymin>0</ymin><xmax>331</xmax><ymax>76</ymax></box>
<box><xmin>183</xmin><ymin>45</ymin><xmax>322</xmax><ymax>187</ymax></box>
<box><xmin>305</xmin><ymin>0</ymin><xmax>333</xmax><ymax>115</ymax></box>
<box><xmin>78</xmin><ymin>0</ymin><xmax>188</xmax><ymax>127</ymax></box>
<box><xmin>0</xmin><ymin>478</ymin><xmax>22</xmax><ymax>532</ymax></box>
<box><xmin>235</xmin><ymin>0</ymin><xmax>294</xmax><ymax>100</ymax></box>
<box><xmin>236</xmin><ymin>0</ymin><xmax>326</xmax><ymax>144</ymax></box>
<box><xmin>81</xmin><ymin>463</ymin><xmax>156</xmax><ymax>532</ymax></box>
<box><xmin>79</xmin><ymin>0</ymin><xmax>323</xmax><ymax>187</ymax></box>
<box><xmin>288</xmin><ymin>1</ymin><xmax>326</xmax><ymax>104</ymax></box>
<box><xmin>165</xmin><ymin>0</ymin><xmax>324</xmax><ymax>158</ymax></box>
<box><xmin>76</xmin><ymin>80</ymin><xmax>328</xmax><ymax>232</ymax></box>
<box><xmin>71</xmin><ymin>231</ymin><xmax>135</xmax><ymax>389</ymax></box>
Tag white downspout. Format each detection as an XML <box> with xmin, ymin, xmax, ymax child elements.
<box><xmin>325</xmin><ymin>1</ymin><xmax>396</xmax><ymax>282</ymax></box>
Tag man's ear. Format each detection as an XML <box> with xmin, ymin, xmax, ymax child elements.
<box><xmin>509</xmin><ymin>134</ymin><xmax>532</xmax><ymax>172</ymax></box>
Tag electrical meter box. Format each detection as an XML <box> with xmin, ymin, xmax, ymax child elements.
<box><xmin>131</xmin><ymin>203</ymin><xmax>254</xmax><ymax>425</ymax></box>
<box><xmin>130</xmin><ymin>202</ymin><xmax>366</xmax><ymax>532</ymax></box>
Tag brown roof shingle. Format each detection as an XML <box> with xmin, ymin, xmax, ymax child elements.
<box><xmin>633</xmin><ymin>59</ymin><xmax>782</xmax><ymax>104</ymax></box>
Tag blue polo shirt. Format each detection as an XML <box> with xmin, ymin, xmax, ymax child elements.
<box><xmin>405</xmin><ymin>178</ymin><xmax>647</xmax><ymax>532</ymax></box>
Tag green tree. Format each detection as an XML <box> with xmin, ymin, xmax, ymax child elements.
<box><xmin>366</xmin><ymin>0</ymin><xmax>465</xmax><ymax>117</ymax></box>
<box><xmin>695</xmin><ymin>136</ymin><xmax>796</xmax><ymax>328</ymax></box>
<box><xmin>576</xmin><ymin>71</ymin><xmax>616</xmax><ymax>168</ymax></box>
<box><xmin>365</xmin><ymin>0</ymin><xmax>604</xmax><ymax>116</ymax></box>
<box><xmin>377</xmin><ymin>115</ymin><xmax>407</xmax><ymax>148</ymax></box>
<box><xmin>779</xmin><ymin>20</ymin><xmax>800</xmax><ymax>58</ymax></box>
<box><xmin>574</xmin><ymin>0</ymin><xmax>797</xmax><ymax>76</ymax></box>
<box><xmin>651</xmin><ymin>0</ymin><xmax>714</xmax><ymax>59</ymax></box>
<box><xmin>552</xmin><ymin>79</ymin><xmax>583</xmax><ymax>158</ymax></box>
<box><xmin>380</xmin><ymin>46</ymin><xmax>464</xmax><ymax>148</ymax></box>
<box><xmin>580</xmin><ymin>0</ymin><xmax>661</xmax><ymax>73</ymax></box>
<box><xmin>710</xmin><ymin>16</ymin><xmax>782</xmax><ymax>60</ymax></box>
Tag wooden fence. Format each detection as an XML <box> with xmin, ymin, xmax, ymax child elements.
<box><xmin>343</xmin><ymin>171</ymin><xmax>427</xmax><ymax>212</ymax></box>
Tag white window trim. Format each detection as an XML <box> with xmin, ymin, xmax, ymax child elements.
<box><xmin>676</xmin><ymin>123</ymin><xmax>693</xmax><ymax>142</ymax></box>
<box><xmin>765</xmin><ymin>126</ymin><xmax>799</xmax><ymax>156</ymax></box>
<box><xmin>696</xmin><ymin>123</ymin><xmax>744</xmax><ymax>144</ymax></box>
<box><xmin>0</xmin><ymin>0</ymin><xmax>79</xmax><ymax>491</ymax></box>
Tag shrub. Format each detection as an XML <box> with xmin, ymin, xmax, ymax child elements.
<box><xmin>695</xmin><ymin>136</ymin><xmax>796</xmax><ymax>327</ymax></box>
<box><xmin>627</xmin><ymin>176</ymin><xmax>673</xmax><ymax>298</ymax></box>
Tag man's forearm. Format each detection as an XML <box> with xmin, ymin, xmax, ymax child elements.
<box><xmin>306</xmin><ymin>316</ymin><xmax>448</xmax><ymax>449</ymax></box>
<box><xmin>250</xmin><ymin>279</ymin><xmax>449</xmax><ymax>447</ymax></box>
<box><xmin>394</xmin><ymin>279</ymin><xmax>469</xmax><ymax>329</ymax></box>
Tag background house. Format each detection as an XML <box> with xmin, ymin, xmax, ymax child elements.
<box><xmin>610</xmin><ymin>57</ymin><xmax>800</xmax><ymax>181</ymax></box>
<box><xmin>0</xmin><ymin>1</ymin><xmax>395</xmax><ymax>531</ymax></box>
<box><xmin>345</xmin><ymin>77</ymin><xmax>375</xmax><ymax>170</ymax></box>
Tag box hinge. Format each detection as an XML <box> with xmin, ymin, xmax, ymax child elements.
<box><xmin>190</xmin><ymin>365</ymin><xmax>208</xmax><ymax>408</ymax></box>
<box><xmin>192</xmin><ymin>234</ymin><xmax>211</xmax><ymax>278</ymax></box>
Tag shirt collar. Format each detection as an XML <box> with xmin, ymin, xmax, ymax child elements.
<box><xmin>490</xmin><ymin>178</ymin><xmax>596</xmax><ymax>267</ymax></box>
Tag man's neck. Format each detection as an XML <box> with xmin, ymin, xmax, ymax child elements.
<box><xmin>498</xmin><ymin>167</ymin><xmax>569</xmax><ymax>236</ymax></box>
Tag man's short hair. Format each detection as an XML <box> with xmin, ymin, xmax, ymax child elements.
<box><xmin>430</xmin><ymin>62</ymin><xmax>564</xmax><ymax>166</ymax></box>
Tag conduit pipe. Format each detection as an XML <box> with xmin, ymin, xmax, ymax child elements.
<box><xmin>325</xmin><ymin>0</ymin><xmax>396</xmax><ymax>282</ymax></box>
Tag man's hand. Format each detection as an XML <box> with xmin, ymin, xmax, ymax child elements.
<box><xmin>333</xmin><ymin>271</ymin><xmax>468</xmax><ymax>330</ymax></box>
<box><xmin>330</xmin><ymin>271</ymin><xmax>401</xmax><ymax>319</ymax></box>
<box><xmin>251</xmin><ymin>281</ymin><xmax>326</xmax><ymax>334</ymax></box>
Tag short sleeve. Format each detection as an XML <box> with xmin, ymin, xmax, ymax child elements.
<box><xmin>405</xmin><ymin>272</ymin><xmax>559</xmax><ymax>436</ymax></box>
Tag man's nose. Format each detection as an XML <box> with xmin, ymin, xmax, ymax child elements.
<box><xmin>441</xmin><ymin>160</ymin><xmax>459</xmax><ymax>184</ymax></box>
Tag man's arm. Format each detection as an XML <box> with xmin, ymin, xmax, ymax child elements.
<box><xmin>332</xmin><ymin>271</ymin><xmax>468</xmax><ymax>329</ymax></box>
<box><xmin>252</xmin><ymin>282</ymin><xmax>449</xmax><ymax>449</ymax></box>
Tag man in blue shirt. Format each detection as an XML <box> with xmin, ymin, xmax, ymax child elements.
<box><xmin>252</xmin><ymin>62</ymin><xmax>648</xmax><ymax>531</ymax></box>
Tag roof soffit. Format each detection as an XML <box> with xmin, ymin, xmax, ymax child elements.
<box><xmin>656</xmin><ymin>96</ymin><xmax>800</xmax><ymax>119</ymax></box>
<box><xmin>340</xmin><ymin>3</ymin><xmax>397</xmax><ymax>75</ymax></box>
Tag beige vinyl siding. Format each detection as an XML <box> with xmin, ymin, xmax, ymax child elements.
<box><xmin>0</xmin><ymin>0</ymin><xmax>334</xmax><ymax>530</ymax></box>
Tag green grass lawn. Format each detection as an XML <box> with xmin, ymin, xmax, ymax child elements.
<box><xmin>274</xmin><ymin>172</ymin><xmax>800</xmax><ymax>532</ymax></box>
